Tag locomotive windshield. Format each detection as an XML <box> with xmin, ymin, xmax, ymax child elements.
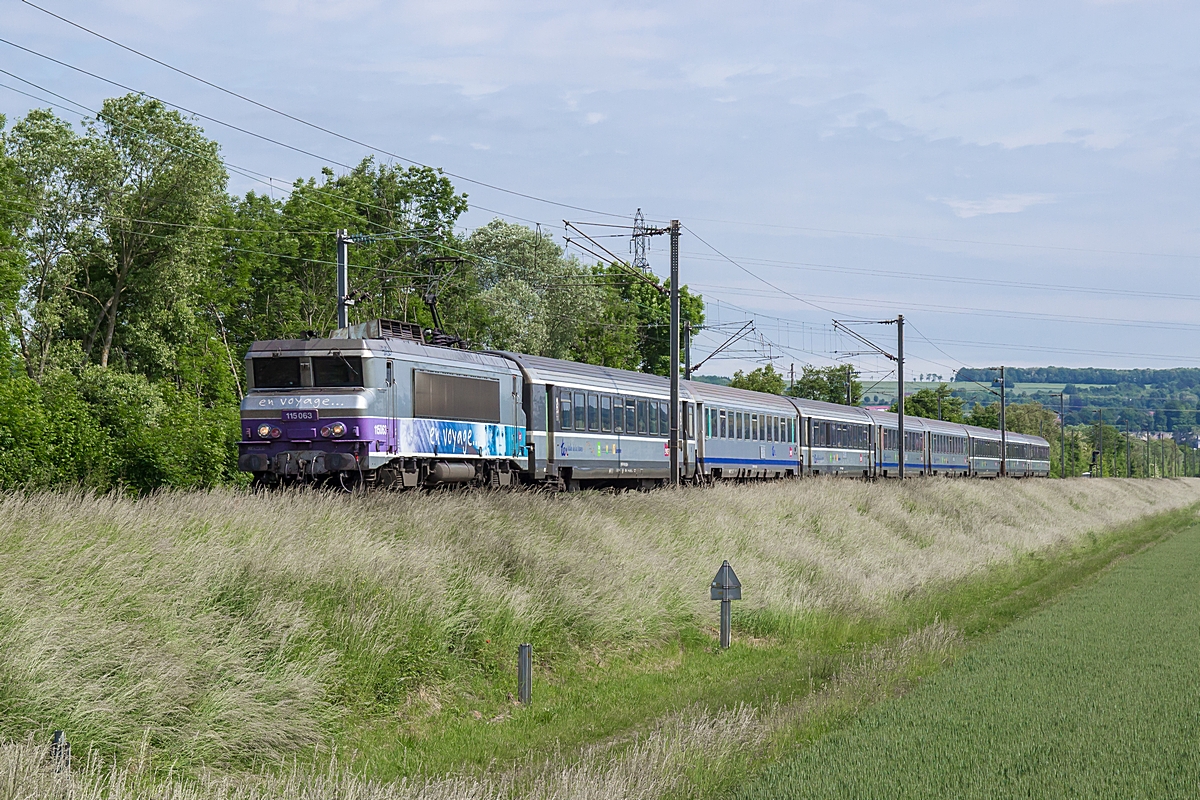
<box><xmin>253</xmin><ymin>357</ymin><xmax>301</xmax><ymax>389</ymax></box>
<box><xmin>313</xmin><ymin>356</ymin><xmax>364</xmax><ymax>388</ymax></box>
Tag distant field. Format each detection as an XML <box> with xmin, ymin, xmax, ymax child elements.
<box><xmin>1011</xmin><ymin>383</ymin><xmax>1113</xmax><ymax>393</ymax></box>
<box><xmin>739</xmin><ymin>510</ymin><xmax>1200</xmax><ymax>799</ymax></box>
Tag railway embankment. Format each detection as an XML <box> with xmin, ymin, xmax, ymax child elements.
<box><xmin>1</xmin><ymin>478</ymin><xmax>1198</xmax><ymax>798</ymax></box>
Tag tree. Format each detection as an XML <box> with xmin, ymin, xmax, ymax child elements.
<box><xmin>888</xmin><ymin>383</ymin><xmax>964</xmax><ymax>422</ymax></box>
<box><xmin>966</xmin><ymin>402</ymin><xmax>1000</xmax><ymax>429</ymax></box>
<box><xmin>461</xmin><ymin>219</ymin><xmax>604</xmax><ymax>358</ymax></box>
<box><xmin>786</xmin><ymin>364</ymin><xmax>862</xmax><ymax>405</ymax></box>
<box><xmin>1005</xmin><ymin>401</ymin><xmax>1058</xmax><ymax>437</ymax></box>
<box><xmin>69</xmin><ymin>96</ymin><xmax>227</xmax><ymax>373</ymax></box>
<box><xmin>614</xmin><ymin>267</ymin><xmax>704</xmax><ymax>376</ymax></box>
<box><xmin>730</xmin><ymin>364</ymin><xmax>785</xmax><ymax>394</ymax></box>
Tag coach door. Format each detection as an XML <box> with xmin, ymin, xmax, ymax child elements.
<box><xmin>385</xmin><ymin>359</ymin><xmax>398</xmax><ymax>454</ymax></box>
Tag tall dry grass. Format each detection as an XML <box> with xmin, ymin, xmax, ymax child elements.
<box><xmin>0</xmin><ymin>478</ymin><xmax>1195</xmax><ymax>780</ymax></box>
<box><xmin>0</xmin><ymin>624</ymin><xmax>965</xmax><ymax>800</ymax></box>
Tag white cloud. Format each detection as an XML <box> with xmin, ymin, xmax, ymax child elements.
<box><xmin>937</xmin><ymin>193</ymin><xmax>1057</xmax><ymax>218</ymax></box>
<box><xmin>470</xmin><ymin>142</ymin><xmax>490</xmax><ymax>150</ymax></box>
<box><xmin>584</xmin><ymin>112</ymin><xmax>606</xmax><ymax>125</ymax></box>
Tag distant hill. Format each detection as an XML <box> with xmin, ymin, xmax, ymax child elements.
<box><xmin>955</xmin><ymin>367</ymin><xmax>1200</xmax><ymax>389</ymax></box>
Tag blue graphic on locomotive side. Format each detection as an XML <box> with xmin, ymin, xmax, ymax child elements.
<box><xmin>399</xmin><ymin>419</ymin><xmax>524</xmax><ymax>458</ymax></box>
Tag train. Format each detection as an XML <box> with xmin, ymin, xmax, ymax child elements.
<box><xmin>236</xmin><ymin>318</ymin><xmax>1051</xmax><ymax>489</ymax></box>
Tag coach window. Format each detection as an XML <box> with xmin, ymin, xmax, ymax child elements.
<box><xmin>587</xmin><ymin>393</ymin><xmax>600</xmax><ymax>432</ymax></box>
<box><xmin>600</xmin><ymin>395</ymin><xmax>613</xmax><ymax>432</ymax></box>
<box><xmin>574</xmin><ymin>392</ymin><xmax>586</xmax><ymax>431</ymax></box>
<box><xmin>636</xmin><ymin>400</ymin><xmax>648</xmax><ymax>435</ymax></box>
<box><xmin>718</xmin><ymin>409</ymin><xmax>727</xmax><ymax>439</ymax></box>
<box><xmin>613</xmin><ymin>396</ymin><xmax>624</xmax><ymax>433</ymax></box>
<box><xmin>659</xmin><ymin>402</ymin><xmax>669</xmax><ymax>436</ymax></box>
<box><xmin>624</xmin><ymin>398</ymin><xmax>636</xmax><ymax>434</ymax></box>
<box><xmin>559</xmin><ymin>391</ymin><xmax>572</xmax><ymax>431</ymax></box>
<box><xmin>648</xmin><ymin>401</ymin><xmax>659</xmax><ymax>435</ymax></box>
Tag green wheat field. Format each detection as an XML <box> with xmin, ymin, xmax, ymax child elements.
<box><xmin>741</xmin><ymin>508</ymin><xmax>1200</xmax><ymax>799</ymax></box>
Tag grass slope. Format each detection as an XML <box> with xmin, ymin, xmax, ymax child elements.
<box><xmin>0</xmin><ymin>479</ymin><xmax>1197</xmax><ymax>797</ymax></box>
<box><xmin>739</xmin><ymin>512</ymin><xmax>1200</xmax><ymax>799</ymax></box>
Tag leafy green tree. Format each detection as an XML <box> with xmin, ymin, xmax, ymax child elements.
<box><xmin>966</xmin><ymin>402</ymin><xmax>1000</xmax><ymax>429</ymax></box>
<box><xmin>68</xmin><ymin>96</ymin><xmax>227</xmax><ymax>374</ymax></box>
<box><xmin>461</xmin><ymin>219</ymin><xmax>603</xmax><ymax>358</ymax></box>
<box><xmin>889</xmin><ymin>384</ymin><xmax>964</xmax><ymax>422</ymax></box>
<box><xmin>1005</xmin><ymin>401</ymin><xmax>1058</xmax><ymax>437</ymax></box>
<box><xmin>613</xmin><ymin>267</ymin><xmax>704</xmax><ymax>376</ymax></box>
<box><xmin>786</xmin><ymin>365</ymin><xmax>862</xmax><ymax>405</ymax></box>
<box><xmin>730</xmin><ymin>364</ymin><xmax>786</xmax><ymax>394</ymax></box>
<box><xmin>3</xmin><ymin>108</ymin><xmax>90</xmax><ymax>380</ymax></box>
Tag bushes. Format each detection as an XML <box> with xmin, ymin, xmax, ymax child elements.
<box><xmin>0</xmin><ymin>364</ymin><xmax>240</xmax><ymax>492</ymax></box>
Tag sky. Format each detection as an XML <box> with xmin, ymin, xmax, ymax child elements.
<box><xmin>3</xmin><ymin>0</ymin><xmax>1199</xmax><ymax>382</ymax></box>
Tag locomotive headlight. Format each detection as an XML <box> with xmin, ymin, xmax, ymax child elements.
<box><xmin>329</xmin><ymin>422</ymin><xmax>346</xmax><ymax>438</ymax></box>
<box><xmin>270</xmin><ymin>427</ymin><xmax>282</xmax><ymax>439</ymax></box>
<box><xmin>257</xmin><ymin>423</ymin><xmax>272</xmax><ymax>439</ymax></box>
<box><xmin>319</xmin><ymin>425</ymin><xmax>331</xmax><ymax>438</ymax></box>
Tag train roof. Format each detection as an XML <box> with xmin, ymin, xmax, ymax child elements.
<box><xmin>682</xmin><ymin>380</ymin><xmax>807</xmax><ymax>414</ymax></box>
<box><xmin>863</xmin><ymin>408</ymin><xmax>932</xmax><ymax>430</ymax></box>
<box><xmin>786</xmin><ymin>396</ymin><xmax>875</xmax><ymax>423</ymax></box>
<box><xmin>247</xmin><ymin>336</ymin><xmax>519</xmax><ymax>373</ymax></box>
<box><xmin>493</xmin><ymin>351</ymin><xmax>673</xmax><ymax>397</ymax></box>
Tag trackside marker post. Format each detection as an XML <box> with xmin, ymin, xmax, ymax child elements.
<box><xmin>517</xmin><ymin>643</ymin><xmax>532</xmax><ymax>705</ymax></box>
<box><xmin>710</xmin><ymin>560</ymin><xmax>742</xmax><ymax>648</ymax></box>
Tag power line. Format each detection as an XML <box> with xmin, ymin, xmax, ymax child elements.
<box><xmin>18</xmin><ymin>0</ymin><xmax>632</xmax><ymax>221</ymax></box>
<box><xmin>682</xmin><ymin>224</ymin><xmax>863</xmax><ymax>319</ymax></box>
<box><xmin>681</xmin><ymin>250</ymin><xmax>1200</xmax><ymax>302</ymax></box>
<box><xmin>676</xmin><ymin>216</ymin><xmax>1200</xmax><ymax>261</ymax></box>
<box><xmin>0</xmin><ymin>73</ymin><xmax>414</xmax><ymax>239</ymax></box>
<box><xmin>690</xmin><ymin>281</ymin><xmax>1200</xmax><ymax>333</ymax></box>
<box><xmin>0</xmin><ymin>45</ymin><xmax>551</xmax><ymax>230</ymax></box>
